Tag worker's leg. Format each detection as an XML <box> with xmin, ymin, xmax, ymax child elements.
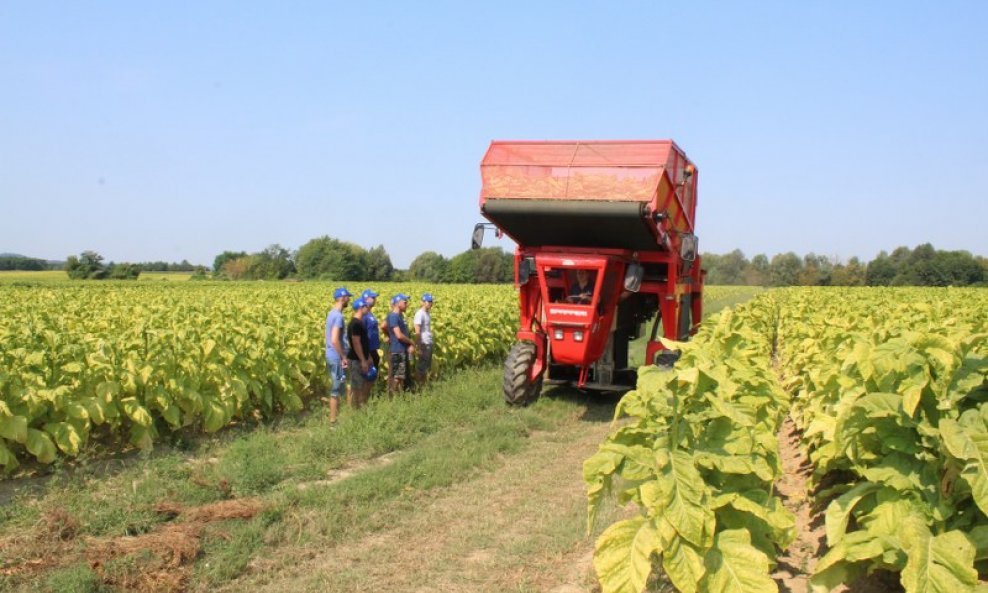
<box><xmin>327</xmin><ymin>359</ymin><xmax>344</xmax><ymax>424</ymax></box>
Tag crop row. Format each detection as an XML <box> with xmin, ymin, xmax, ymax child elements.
<box><xmin>777</xmin><ymin>287</ymin><xmax>988</xmax><ymax>592</ymax></box>
<box><xmin>588</xmin><ymin>287</ymin><xmax>988</xmax><ymax>593</ymax></box>
<box><xmin>0</xmin><ymin>281</ymin><xmax>515</xmax><ymax>470</ymax></box>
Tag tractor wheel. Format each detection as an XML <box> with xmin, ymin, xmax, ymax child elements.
<box><xmin>678</xmin><ymin>294</ymin><xmax>692</xmax><ymax>341</ymax></box>
<box><xmin>503</xmin><ymin>341</ymin><xmax>541</xmax><ymax>406</ymax></box>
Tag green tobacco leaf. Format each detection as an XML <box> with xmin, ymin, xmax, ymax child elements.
<box><xmin>593</xmin><ymin>516</ymin><xmax>662</xmax><ymax>593</ymax></box>
<box><xmin>203</xmin><ymin>398</ymin><xmax>228</xmax><ymax>433</ymax></box>
<box><xmin>25</xmin><ymin>428</ymin><xmax>56</xmax><ymax>464</ymax></box>
<box><xmin>701</xmin><ymin>529</ymin><xmax>776</xmax><ymax>593</ymax></box>
<box><xmin>45</xmin><ymin>422</ymin><xmax>82</xmax><ymax>456</ymax></box>
<box><xmin>0</xmin><ymin>414</ymin><xmax>28</xmax><ymax>443</ymax></box>
<box><xmin>939</xmin><ymin>418</ymin><xmax>988</xmax><ymax>516</ymax></box>
<box><xmin>901</xmin><ymin>524</ymin><xmax>977</xmax><ymax>593</ymax></box>
<box><xmin>120</xmin><ymin>398</ymin><xmax>153</xmax><ymax>427</ymax></box>
<box><xmin>705</xmin><ymin>393</ymin><xmax>756</xmax><ymax>427</ymax></box>
<box><xmin>0</xmin><ymin>441</ymin><xmax>19</xmax><ymax>470</ymax></box>
<box><xmin>966</xmin><ymin>525</ymin><xmax>988</xmax><ymax>561</ymax></box>
<box><xmin>661</xmin><ymin>449</ymin><xmax>711</xmax><ymax>547</ymax></box>
<box><xmin>826</xmin><ymin>482</ymin><xmax>881</xmax><ymax>546</ymax></box>
<box><xmin>585</xmin><ymin>448</ymin><xmax>623</xmax><ymax>532</ymax></box>
<box><xmin>859</xmin><ymin>452</ymin><xmax>924</xmax><ymax>492</ymax></box>
<box><xmin>662</xmin><ymin>534</ymin><xmax>705</xmax><ymax>593</ymax></box>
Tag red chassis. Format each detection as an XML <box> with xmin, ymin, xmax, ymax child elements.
<box><xmin>475</xmin><ymin>140</ymin><xmax>703</xmax><ymax>404</ymax></box>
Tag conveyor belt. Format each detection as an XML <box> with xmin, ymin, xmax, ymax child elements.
<box><xmin>482</xmin><ymin>199</ymin><xmax>663</xmax><ymax>250</ymax></box>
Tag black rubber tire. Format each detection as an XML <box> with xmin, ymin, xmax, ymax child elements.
<box><xmin>678</xmin><ymin>294</ymin><xmax>692</xmax><ymax>341</ymax></box>
<box><xmin>525</xmin><ymin>375</ymin><xmax>544</xmax><ymax>404</ymax></box>
<box><xmin>504</xmin><ymin>341</ymin><xmax>540</xmax><ymax>406</ymax></box>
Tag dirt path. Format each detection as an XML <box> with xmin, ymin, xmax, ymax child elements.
<box><xmin>773</xmin><ymin>415</ymin><xmax>824</xmax><ymax>593</ymax></box>
<box><xmin>215</xmin><ymin>405</ymin><xmax>619</xmax><ymax>593</ymax></box>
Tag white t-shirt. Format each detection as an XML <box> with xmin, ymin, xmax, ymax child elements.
<box><xmin>414</xmin><ymin>308</ymin><xmax>433</xmax><ymax>345</ymax></box>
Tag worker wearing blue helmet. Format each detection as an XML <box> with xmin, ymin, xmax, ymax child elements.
<box><xmin>385</xmin><ymin>293</ymin><xmax>414</xmax><ymax>394</ymax></box>
<box><xmin>346</xmin><ymin>298</ymin><xmax>373</xmax><ymax>409</ymax></box>
<box><xmin>414</xmin><ymin>293</ymin><xmax>435</xmax><ymax>385</ymax></box>
<box><xmin>325</xmin><ymin>287</ymin><xmax>352</xmax><ymax>425</ymax></box>
<box><xmin>360</xmin><ymin>289</ymin><xmax>382</xmax><ymax>381</ymax></box>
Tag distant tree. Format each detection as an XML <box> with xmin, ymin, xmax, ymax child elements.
<box><xmin>221</xmin><ymin>257</ymin><xmax>250</xmax><ymax>280</ymax></box>
<box><xmin>365</xmin><ymin>245</ymin><xmax>394</xmax><ymax>281</ymax></box>
<box><xmin>475</xmin><ymin>248</ymin><xmax>514</xmax><ymax>283</ymax></box>
<box><xmin>744</xmin><ymin>254</ymin><xmax>770</xmax><ymax>286</ymax></box>
<box><xmin>408</xmin><ymin>251</ymin><xmax>450</xmax><ymax>283</ymax></box>
<box><xmin>248</xmin><ymin>244</ymin><xmax>295</xmax><ymax>279</ymax></box>
<box><xmin>769</xmin><ymin>252</ymin><xmax>803</xmax><ymax>286</ymax></box>
<box><xmin>703</xmin><ymin>249</ymin><xmax>747</xmax><ymax>285</ymax></box>
<box><xmin>296</xmin><ymin>236</ymin><xmax>367</xmax><ymax>280</ymax></box>
<box><xmin>213</xmin><ymin>251</ymin><xmax>248</xmax><ymax>273</ymax></box>
<box><xmin>447</xmin><ymin>250</ymin><xmax>478</xmax><ymax>283</ymax></box>
<box><xmin>107</xmin><ymin>263</ymin><xmax>141</xmax><ymax>280</ymax></box>
<box><xmin>866</xmin><ymin>251</ymin><xmax>897</xmax><ymax>286</ymax></box>
<box><xmin>0</xmin><ymin>255</ymin><xmax>47</xmax><ymax>271</ymax></box>
<box><xmin>831</xmin><ymin>257</ymin><xmax>866</xmax><ymax>286</ymax></box>
<box><xmin>66</xmin><ymin>250</ymin><xmax>108</xmax><ymax>280</ymax></box>
<box><xmin>799</xmin><ymin>253</ymin><xmax>832</xmax><ymax>286</ymax></box>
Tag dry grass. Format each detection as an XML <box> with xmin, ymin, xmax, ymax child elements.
<box><xmin>1</xmin><ymin>499</ymin><xmax>263</xmax><ymax>592</ymax></box>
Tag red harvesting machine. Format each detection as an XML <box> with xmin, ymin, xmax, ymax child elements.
<box><xmin>472</xmin><ymin>140</ymin><xmax>703</xmax><ymax>405</ymax></box>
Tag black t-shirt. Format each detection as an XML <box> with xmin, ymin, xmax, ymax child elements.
<box><xmin>347</xmin><ymin>317</ymin><xmax>370</xmax><ymax>361</ymax></box>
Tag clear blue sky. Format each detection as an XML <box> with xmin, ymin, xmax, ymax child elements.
<box><xmin>2</xmin><ymin>1</ymin><xmax>986</xmax><ymax>268</ymax></box>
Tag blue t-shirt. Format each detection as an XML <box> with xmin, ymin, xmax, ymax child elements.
<box><xmin>386</xmin><ymin>311</ymin><xmax>409</xmax><ymax>354</ymax></box>
<box><xmin>325</xmin><ymin>309</ymin><xmax>346</xmax><ymax>362</ymax></box>
<box><xmin>365</xmin><ymin>311</ymin><xmax>381</xmax><ymax>350</ymax></box>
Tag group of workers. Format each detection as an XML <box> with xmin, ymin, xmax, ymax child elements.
<box><xmin>324</xmin><ymin>288</ymin><xmax>435</xmax><ymax>425</ymax></box>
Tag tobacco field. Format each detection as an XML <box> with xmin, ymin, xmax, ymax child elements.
<box><xmin>0</xmin><ymin>281</ymin><xmax>516</xmax><ymax>470</ymax></box>
<box><xmin>587</xmin><ymin>287</ymin><xmax>988</xmax><ymax>593</ymax></box>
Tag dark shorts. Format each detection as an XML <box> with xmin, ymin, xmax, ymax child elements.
<box><xmin>416</xmin><ymin>343</ymin><xmax>433</xmax><ymax>375</ymax></box>
<box><xmin>389</xmin><ymin>352</ymin><xmax>408</xmax><ymax>380</ymax></box>
<box><xmin>348</xmin><ymin>362</ymin><xmax>368</xmax><ymax>389</ymax></box>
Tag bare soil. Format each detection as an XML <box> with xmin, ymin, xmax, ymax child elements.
<box><xmin>773</xmin><ymin>415</ymin><xmax>825</xmax><ymax>593</ymax></box>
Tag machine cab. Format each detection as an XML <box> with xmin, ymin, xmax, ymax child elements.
<box><xmin>534</xmin><ymin>254</ymin><xmax>624</xmax><ymax>368</ymax></box>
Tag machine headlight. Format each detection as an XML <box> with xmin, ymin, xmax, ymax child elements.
<box><xmin>553</xmin><ymin>329</ymin><xmax>564</xmax><ymax>340</ymax></box>
<box><xmin>573</xmin><ymin>331</ymin><xmax>584</xmax><ymax>342</ymax></box>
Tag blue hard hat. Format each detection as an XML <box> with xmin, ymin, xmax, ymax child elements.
<box><xmin>362</xmin><ymin>365</ymin><xmax>378</xmax><ymax>380</ymax></box>
<box><xmin>361</xmin><ymin>289</ymin><xmax>379</xmax><ymax>300</ymax></box>
<box><xmin>333</xmin><ymin>287</ymin><xmax>352</xmax><ymax>300</ymax></box>
<box><xmin>351</xmin><ymin>298</ymin><xmax>368</xmax><ymax>310</ymax></box>
<box><xmin>391</xmin><ymin>293</ymin><xmax>410</xmax><ymax>306</ymax></box>
<box><xmin>422</xmin><ymin>293</ymin><xmax>434</xmax><ymax>302</ymax></box>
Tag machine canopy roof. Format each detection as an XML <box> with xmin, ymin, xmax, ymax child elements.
<box><xmin>481</xmin><ymin>140</ymin><xmax>683</xmax><ymax>203</ymax></box>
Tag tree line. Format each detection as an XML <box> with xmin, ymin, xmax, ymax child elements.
<box><xmin>703</xmin><ymin>243</ymin><xmax>987</xmax><ymax>287</ymax></box>
<box><xmin>211</xmin><ymin>236</ymin><xmax>515</xmax><ymax>283</ymax></box>
<box><xmin>10</xmin><ymin>240</ymin><xmax>984</xmax><ymax>286</ymax></box>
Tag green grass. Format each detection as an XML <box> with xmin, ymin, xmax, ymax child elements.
<box><xmin>0</xmin><ymin>366</ymin><xmax>588</xmax><ymax>591</ymax></box>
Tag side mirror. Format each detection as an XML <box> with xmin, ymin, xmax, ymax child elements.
<box><xmin>623</xmin><ymin>263</ymin><xmax>643</xmax><ymax>292</ymax></box>
<box><xmin>471</xmin><ymin>224</ymin><xmax>485</xmax><ymax>250</ymax></box>
<box><xmin>680</xmin><ymin>234</ymin><xmax>698</xmax><ymax>262</ymax></box>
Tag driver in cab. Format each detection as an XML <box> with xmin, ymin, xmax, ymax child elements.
<box><xmin>567</xmin><ymin>269</ymin><xmax>595</xmax><ymax>304</ymax></box>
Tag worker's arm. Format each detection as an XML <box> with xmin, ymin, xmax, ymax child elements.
<box><xmin>392</xmin><ymin>325</ymin><xmax>416</xmax><ymax>354</ymax></box>
<box><xmin>331</xmin><ymin>325</ymin><xmax>348</xmax><ymax>367</ymax></box>
<box><xmin>414</xmin><ymin>313</ymin><xmax>423</xmax><ymax>346</ymax></box>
